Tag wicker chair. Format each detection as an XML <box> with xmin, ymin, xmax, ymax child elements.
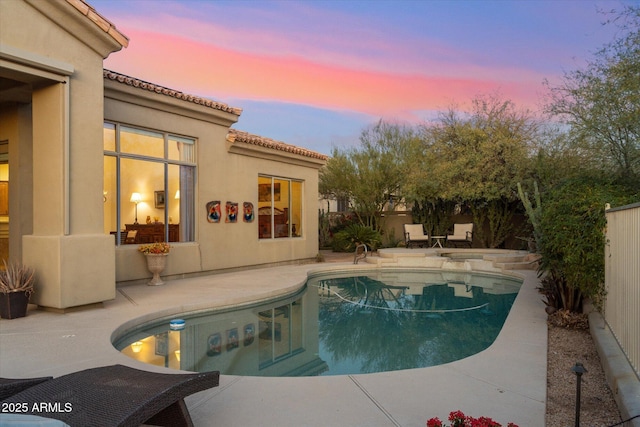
<box><xmin>0</xmin><ymin>376</ymin><xmax>52</xmax><ymax>401</ymax></box>
<box><xmin>0</xmin><ymin>365</ymin><xmax>220</xmax><ymax>427</ymax></box>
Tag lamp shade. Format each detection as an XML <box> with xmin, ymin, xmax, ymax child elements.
<box><xmin>130</xmin><ymin>192</ymin><xmax>142</xmax><ymax>203</ymax></box>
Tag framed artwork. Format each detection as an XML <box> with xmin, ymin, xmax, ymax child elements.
<box><xmin>206</xmin><ymin>201</ymin><xmax>221</xmax><ymax>223</ymax></box>
<box><xmin>243</xmin><ymin>202</ymin><xmax>254</xmax><ymax>223</ymax></box>
<box><xmin>155</xmin><ymin>333</ymin><xmax>168</xmax><ymax>356</ymax></box>
<box><xmin>226</xmin><ymin>202</ymin><xmax>238</xmax><ymax>223</ymax></box>
<box><xmin>226</xmin><ymin>328</ymin><xmax>239</xmax><ymax>351</ymax></box>
<box><xmin>258</xmin><ymin>183</ymin><xmax>280</xmax><ymax>202</ymax></box>
<box><xmin>243</xmin><ymin>323</ymin><xmax>255</xmax><ymax>346</ymax></box>
<box><xmin>206</xmin><ymin>333</ymin><xmax>222</xmax><ymax>357</ymax></box>
<box><xmin>154</xmin><ymin>191</ymin><xmax>165</xmax><ymax>209</ymax></box>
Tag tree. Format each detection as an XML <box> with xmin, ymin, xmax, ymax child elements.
<box><xmin>544</xmin><ymin>5</ymin><xmax>640</xmax><ymax>187</ymax></box>
<box><xmin>408</xmin><ymin>94</ymin><xmax>538</xmax><ymax>247</ymax></box>
<box><xmin>530</xmin><ymin>125</ymin><xmax>596</xmax><ymax>189</ymax></box>
<box><xmin>319</xmin><ymin>120</ymin><xmax>415</xmax><ymax>231</ymax></box>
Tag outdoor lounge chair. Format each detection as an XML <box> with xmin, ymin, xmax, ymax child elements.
<box><xmin>0</xmin><ymin>376</ymin><xmax>52</xmax><ymax>401</ymax></box>
<box><xmin>404</xmin><ymin>223</ymin><xmax>430</xmax><ymax>248</ymax></box>
<box><xmin>0</xmin><ymin>364</ymin><xmax>220</xmax><ymax>427</ymax></box>
<box><xmin>446</xmin><ymin>223</ymin><xmax>474</xmax><ymax>248</ymax></box>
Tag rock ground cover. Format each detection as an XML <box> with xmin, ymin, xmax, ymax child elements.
<box><xmin>546</xmin><ymin>310</ymin><xmax>622</xmax><ymax>427</ymax></box>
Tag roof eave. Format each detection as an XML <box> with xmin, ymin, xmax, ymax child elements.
<box><xmin>25</xmin><ymin>0</ymin><xmax>128</xmax><ymax>58</ymax></box>
<box><xmin>227</xmin><ymin>130</ymin><xmax>327</xmax><ymax>169</ymax></box>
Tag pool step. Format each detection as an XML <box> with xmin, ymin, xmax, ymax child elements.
<box><xmin>363</xmin><ymin>251</ymin><xmax>541</xmax><ymax>272</ymax></box>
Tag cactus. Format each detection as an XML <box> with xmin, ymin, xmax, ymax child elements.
<box><xmin>517</xmin><ymin>181</ymin><xmax>541</xmax><ymax>248</ymax></box>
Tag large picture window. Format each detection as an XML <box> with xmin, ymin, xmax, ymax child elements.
<box><xmin>103</xmin><ymin>122</ymin><xmax>196</xmax><ymax>245</ymax></box>
<box><xmin>258</xmin><ymin>176</ymin><xmax>303</xmax><ymax>239</ymax></box>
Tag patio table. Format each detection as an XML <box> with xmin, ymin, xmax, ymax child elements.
<box><xmin>431</xmin><ymin>236</ymin><xmax>446</xmax><ymax>248</ymax></box>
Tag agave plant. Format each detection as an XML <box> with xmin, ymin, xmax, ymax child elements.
<box><xmin>0</xmin><ymin>260</ymin><xmax>36</xmax><ymax>294</ymax></box>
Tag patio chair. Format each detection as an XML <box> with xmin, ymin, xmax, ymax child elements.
<box><xmin>403</xmin><ymin>224</ymin><xmax>430</xmax><ymax>248</ymax></box>
<box><xmin>0</xmin><ymin>364</ymin><xmax>220</xmax><ymax>427</ymax></box>
<box><xmin>446</xmin><ymin>223</ymin><xmax>474</xmax><ymax>248</ymax></box>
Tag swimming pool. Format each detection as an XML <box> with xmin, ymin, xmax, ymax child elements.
<box><xmin>113</xmin><ymin>269</ymin><xmax>522</xmax><ymax>376</ymax></box>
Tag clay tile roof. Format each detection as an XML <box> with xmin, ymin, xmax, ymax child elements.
<box><xmin>66</xmin><ymin>0</ymin><xmax>129</xmax><ymax>48</ymax></box>
<box><xmin>228</xmin><ymin>129</ymin><xmax>328</xmax><ymax>161</ymax></box>
<box><xmin>103</xmin><ymin>69</ymin><xmax>243</xmax><ymax>115</ymax></box>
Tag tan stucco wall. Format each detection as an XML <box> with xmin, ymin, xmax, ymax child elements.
<box><xmin>3</xmin><ymin>0</ymin><xmax>323</xmax><ymax>302</ymax></box>
<box><xmin>104</xmin><ymin>84</ymin><xmax>322</xmax><ymax>283</ymax></box>
<box><xmin>1</xmin><ymin>0</ymin><xmax>122</xmax><ymax>308</ymax></box>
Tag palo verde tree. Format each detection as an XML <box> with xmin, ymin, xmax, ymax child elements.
<box><xmin>534</xmin><ymin>6</ymin><xmax>640</xmax><ymax>312</ymax></box>
<box><xmin>409</xmin><ymin>94</ymin><xmax>538</xmax><ymax>247</ymax></box>
<box><xmin>544</xmin><ymin>5</ymin><xmax>640</xmax><ymax>188</ymax></box>
<box><xmin>319</xmin><ymin>120</ymin><xmax>415</xmax><ymax>231</ymax></box>
<box><xmin>401</xmin><ymin>122</ymin><xmax>455</xmax><ymax>236</ymax></box>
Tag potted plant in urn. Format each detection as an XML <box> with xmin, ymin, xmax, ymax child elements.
<box><xmin>138</xmin><ymin>242</ymin><xmax>171</xmax><ymax>286</ymax></box>
<box><xmin>0</xmin><ymin>260</ymin><xmax>36</xmax><ymax>319</ymax></box>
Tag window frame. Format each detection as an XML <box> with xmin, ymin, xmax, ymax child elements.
<box><xmin>104</xmin><ymin>121</ymin><xmax>197</xmax><ymax>245</ymax></box>
<box><xmin>257</xmin><ymin>175</ymin><xmax>303</xmax><ymax>240</ymax></box>
<box><xmin>258</xmin><ymin>298</ymin><xmax>304</xmax><ymax>369</ymax></box>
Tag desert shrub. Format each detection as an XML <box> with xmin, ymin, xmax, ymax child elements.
<box><xmin>537</xmin><ymin>177</ymin><xmax>635</xmax><ymax>312</ymax></box>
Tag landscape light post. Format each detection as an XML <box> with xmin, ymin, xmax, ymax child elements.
<box><xmin>572</xmin><ymin>362</ymin><xmax>587</xmax><ymax>427</ymax></box>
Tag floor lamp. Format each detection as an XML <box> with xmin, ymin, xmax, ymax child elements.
<box><xmin>130</xmin><ymin>192</ymin><xmax>142</xmax><ymax>224</ymax></box>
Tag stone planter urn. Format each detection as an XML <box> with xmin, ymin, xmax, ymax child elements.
<box><xmin>144</xmin><ymin>253</ymin><xmax>168</xmax><ymax>286</ymax></box>
<box><xmin>138</xmin><ymin>242</ymin><xmax>171</xmax><ymax>286</ymax></box>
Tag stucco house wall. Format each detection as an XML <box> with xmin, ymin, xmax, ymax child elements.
<box><xmin>1</xmin><ymin>0</ymin><xmax>126</xmax><ymax>309</ymax></box>
<box><xmin>1</xmin><ymin>0</ymin><xmax>326</xmax><ymax>309</ymax></box>
<box><xmin>104</xmin><ymin>73</ymin><xmax>324</xmax><ymax>283</ymax></box>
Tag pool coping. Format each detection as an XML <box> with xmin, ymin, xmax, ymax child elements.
<box><xmin>0</xmin><ymin>251</ymin><xmax>547</xmax><ymax>426</ymax></box>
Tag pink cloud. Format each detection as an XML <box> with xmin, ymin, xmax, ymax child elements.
<box><xmin>105</xmin><ymin>29</ymin><xmax>543</xmax><ymax>120</ymax></box>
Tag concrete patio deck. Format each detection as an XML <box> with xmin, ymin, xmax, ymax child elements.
<box><xmin>0</xmin><ymin>249</ymin><xmax>548</xmax><ymax>426</ymax></box>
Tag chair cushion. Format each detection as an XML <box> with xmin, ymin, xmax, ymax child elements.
<box><xmin>404</xmin><ymin>224</ymin><xmax>428</xmax><ymax>239</ymax></box>
<box><xmin>0</xmin><ymin>414</ymin><xmax>70</xmax><ymax>426</ymax></box>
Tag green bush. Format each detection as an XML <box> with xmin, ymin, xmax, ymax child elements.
<box><xmin>537</xmin><ymin>177</ymin><xmax>635</xmax><ymax>312</ymax></box>
<box><xmin>331</xmin><ymin>224</ymin><xmax>382</xmax><ymax>253</ymax></box>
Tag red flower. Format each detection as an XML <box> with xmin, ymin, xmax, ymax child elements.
<box><xmin>449</xmin><ymin>411</ymin><xmax>467</xmax><ymax>427</ymax></box>
<box><xmin>427</xmin><ymin>411</ymin><xmax>518</xmax><ymax>427</ymax></box>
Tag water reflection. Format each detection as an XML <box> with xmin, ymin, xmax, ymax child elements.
<box><xmin>315</xmin><ymin>272</ymin><xmax>519</xmax><ymax>374</ymax></box>
<box><xmin>115</xmin><ymin>270</ymin><xmax>521</xmax><ymax>376</ymax></box>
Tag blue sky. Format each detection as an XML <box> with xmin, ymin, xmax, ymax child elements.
<box><xmin>92</xmin><ymin>0</ymin><xmax>636</xmax><ymax>155</ymax></box>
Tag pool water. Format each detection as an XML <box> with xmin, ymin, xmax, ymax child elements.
<box><xmin>114</xmin><ymin>270</ymin><xmax>521</xmax><ymax>376</ymax></box>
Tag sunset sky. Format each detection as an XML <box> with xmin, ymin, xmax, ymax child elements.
<box><xmin>92</xmin><ymin>0</ymin><xmax>635</xmax><ymax>155</ymax></box>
